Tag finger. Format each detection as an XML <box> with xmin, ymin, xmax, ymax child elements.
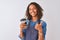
<box><xmin>35</xmin><ymin>24</ymin><xmax>38</xmax><ymax>27</ymax></box>
<box><xmin>39</xmin><ymin>23</ymin><xmax>42</xmax><ymax>25</ymax></box>
<box><xmin>21</xmin><ymin>23</ymin><xmax>26</xmax><ymax>25</ymax></box>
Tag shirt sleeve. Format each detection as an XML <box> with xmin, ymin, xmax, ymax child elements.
<box><xmin>41</xmin><ymin>20</ymin><xmax>47</xmax><ymax>38</ymax></box>
<box><xmin>19</xmin><ymin>19</ymin><xmax>29</xmax><ymax>40</ymax></box>
<box><xmin>18</xmin><ymin>27</ymin><xmax>26</xmax><ymax>40</ymax></box>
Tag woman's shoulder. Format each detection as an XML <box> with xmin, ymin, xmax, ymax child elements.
<box><xmin>26</xmin><ymin>19</ymin><xmax>47</xmax><ymax>27</ymax></box>
<box><xmin>40</xmin><ymin>20</ymin><xmax>47</xmax><ymax>27</ymax></box>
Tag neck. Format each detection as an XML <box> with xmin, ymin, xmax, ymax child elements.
<box><xmin>32</xmin><ymin>16</ymin><xmax>38</xmax><ymax>22</ymax></box>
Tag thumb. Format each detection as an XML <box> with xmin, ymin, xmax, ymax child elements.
<box><xmin>39</xmin><ymin>23</ymin><xmax>42</xmax><ymax>26</ymax></box>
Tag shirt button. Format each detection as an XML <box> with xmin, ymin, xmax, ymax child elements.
<box><xmin>32</xmin><ymin>31</ymin><xmax>33</xmax><ymax>32</ymax></box>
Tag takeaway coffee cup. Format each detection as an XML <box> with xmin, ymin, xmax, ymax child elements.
<box><xmin>20</xmin><ymin>18</ymin><xmax>29</xmax><ymax>29</ymax></box>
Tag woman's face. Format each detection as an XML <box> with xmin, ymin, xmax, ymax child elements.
<box><xmin>29</xmin><ymin>4</ymin><xmax>37</xmax><ymax>17</ymax></box>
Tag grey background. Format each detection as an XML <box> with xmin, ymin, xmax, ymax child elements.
<box><xmin>0</xmin><ymin>0</ymin><xmax>60</xmax><ymax>40</ymax></box>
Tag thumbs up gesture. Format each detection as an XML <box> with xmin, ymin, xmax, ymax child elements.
<box><xmin>35</xmin><ymin>23</ymin><xmax>42</xmax><ymax>31</ymax></box>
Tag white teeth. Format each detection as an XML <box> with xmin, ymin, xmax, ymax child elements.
<box><xmin>32</xmin><ymin>12</ymin><xmax>35</xmax><ymax>14</ymax></box>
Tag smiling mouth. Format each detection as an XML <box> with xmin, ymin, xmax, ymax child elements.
<box><xmin>31</xmin><ymin>12</ymin><xmax>35</xmax><ymax>14</ymax></box>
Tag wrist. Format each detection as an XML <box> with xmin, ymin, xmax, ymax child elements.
<box><xmin>38</xmin><ymin>29</ymin><xmax>41</xmax><ymax>31</ymax></box>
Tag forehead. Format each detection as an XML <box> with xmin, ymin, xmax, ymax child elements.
<box><xmin>29</xmin><ymin>4</ymin><xmax>36</xmax><ymax>8</ymax></box>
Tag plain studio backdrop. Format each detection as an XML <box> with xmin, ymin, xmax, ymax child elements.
<box><xmin>0</xmin><ymin>0</ymin><xmax>60</xmax><ymax>40</ymax></box>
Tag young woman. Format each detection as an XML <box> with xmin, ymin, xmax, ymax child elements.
<box><xmin>19</xmin><ymin>2</ymin><xmax>47</xmax><ymax>40</ymax></box>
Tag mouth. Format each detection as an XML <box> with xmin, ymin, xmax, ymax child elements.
<box><xmin>30</xmin><ymin>12</ymin><xmax>37</xmax><ymax>16</ymax></box>
<box><xmin>31</xmin><ymin>12</ymin><xmax>35</xmax><ymax>14</ymax></box>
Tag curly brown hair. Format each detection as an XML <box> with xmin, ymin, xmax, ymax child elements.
<box><xmin>26</xmin><ymin>2</ymin><xmax>43</xmax><ymax>20</ymax></box>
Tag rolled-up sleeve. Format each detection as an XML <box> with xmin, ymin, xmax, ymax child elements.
<box><xmin>18</xmin><ymin>29</ymin><xmax>26</xmax><ymax>40</ymax></box>
<box><xmin>41</xmin><ymin>21</ymin><xmax>47</xmax><ymax>38</ymax></box>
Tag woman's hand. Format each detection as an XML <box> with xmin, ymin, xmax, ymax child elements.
<box><xmin>35</xmin><ymin>23</ymin><xmax>44</xmax><ymax>40</ymax></box>
<box><xmin>20</xmin><ymin>23</ymin><xmax>26</xmax><ymax>30</ymax></box>
<box><xmin>35</xmin><ymin>23</ymin><xmax>42</xmax><ymax>31</ymax></box>
<box><xmin>19</xmin><ymin>23</ymin><xmax>26</xmax><ymax>38</ymax></box>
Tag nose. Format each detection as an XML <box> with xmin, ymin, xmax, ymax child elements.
<box><xmin>31</xmin><ymin>9</ymin><xmax>35</xmax><ymax>12</ymax></box>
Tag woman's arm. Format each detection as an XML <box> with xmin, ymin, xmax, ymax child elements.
<box><xmin>20</xmin><ymin>28</ymin><xmax>24</xmax><ymax>39</ymax></box>
<box><xmin>38</xmin><ymin>28</ymin><xmax>44</xmax><ymax>40</ymax></box>
<box><xmin>19</xmin><ymin>23</ymin><xmax>26</xmax><ymax>39</ymax></box>
<box><xmin>35</xmin><ymin>23</ymin><xmax>44</xmax><ymax>40</ymax></box>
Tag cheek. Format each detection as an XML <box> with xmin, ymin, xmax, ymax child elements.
<box><xmin>29</xmin><ymin>8</ymin><xmax>32</xmax><ymax>13</ymax></box>
<box><xmin>29</xmin><ymin>10</ymin><xmax>32</xmax><ymax>15</ymax></box>
<box><xmin>34</xmin><ymin>9</ymin><xmax>37</xmax><ymax>13</ymax></box>
<box><xmin>29</xmin><ymin>10</ymin><xmax>32</xmax><ymax>13</ymax></box>
<box><xmin>29</xmin><ymin>9</ymin><xmax>37</xmax><ymax>13</ymax></box>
